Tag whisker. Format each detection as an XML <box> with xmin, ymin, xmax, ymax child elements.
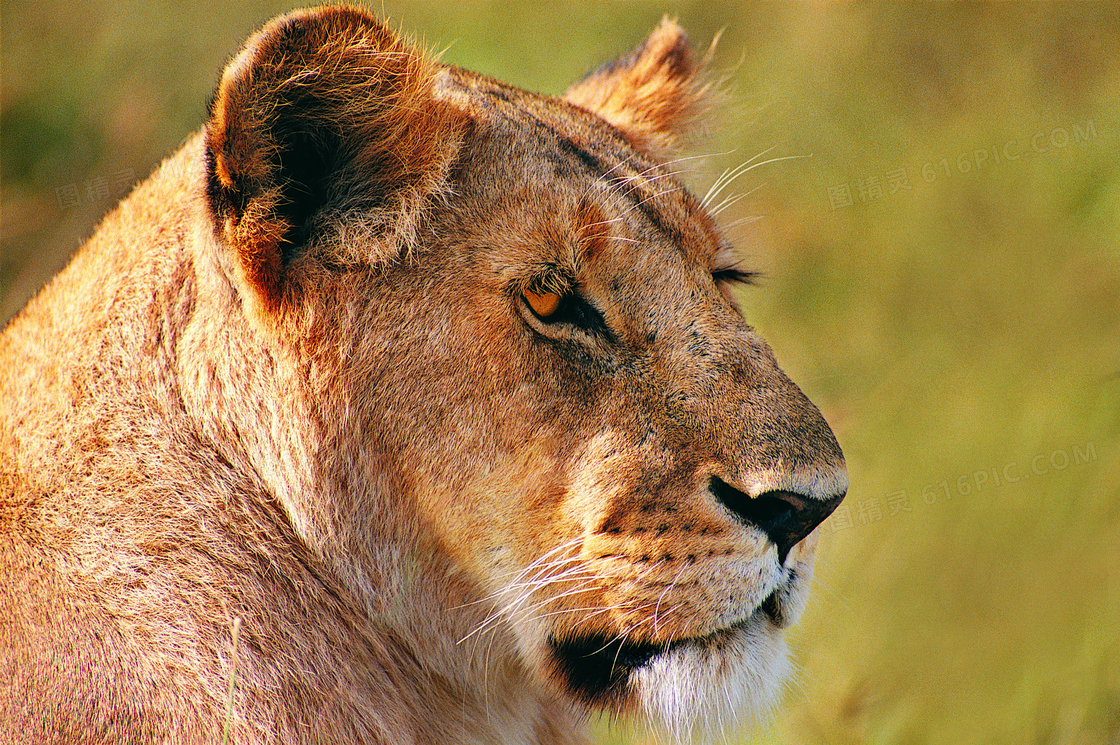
<box><xmin>516</xmin><ymin>577</ymin><xmax>601</xmax><ymax>611</ymax></box>
<box><xmin>646</xmin><ymin>150</ymin><xmax>733</xmax><ymax>173</ymax></box>
<box><xmin>484</xmin><ymin>564</ymin><xmax>594</xmax><ymax>622</ymax></box>
<box><xmin>458</xmin><ymin>554</ymin><xmax>601</xmax><ymax>645</ymax></box>
<box><xmin>710</xmin><ymin>182</ymin><xmax>765</xmax><ymax>218</ymax></box>
<box><xmin>636</xmin><ymin>188</ymin><xmax>677</xmax><ymax>208</ymax></box>
<box><xmin>447</xmin><ymin>537</ymin><xmax>587</xmax><ymax>612</ymax></box>
<box><xmin>572</xmin><ymin>604</ymin><xmax>617</xmax><ymax>628</ymax></box>
<box><xmin>493</xmin><ymin>537</ymin><xmax>586</xmax><ymax>586</ymax></box>
<box><xmin>615</xmin><ymin>167</ymin><xmax>685</xmax><ymax>189</ymax></box>
<box><xmin>719</xmin><ymin>215</ymin><xmax>764</xmax><ymax>233</ymax></box>
<box><xmin>496</xmin><ymin>574</ymin><xmax>603</xmax><ymax>628</ymax></box>
<box><xmin>502</xmin><ymin>555</ymin><xmax>593</xmax><ymax>589</ymax></box>
<box><xmin>495</xmin><ymin>570</ymin><xmax>600</xmax><ymax>621</ymax></box>
<box><xmin>501</xmin><ymin>567</ymin><xmax>596</xmax><ymax>595</ymax></box>
<box><xmin>652</xmin><ymin>562</ymin><xmax>691</xmax><ymax>637</ymax></box>
<box><xmin>580</xmin><ymin>216</ymin><xmax>625</xmax><ymax>230</ymax></box>
<box><xmin>533</xmin><ymin>604</ymin><xmax>614</xmax><ymax>625</ymax></box>
<box><xmin>702</xmin><ymin>148</ymin><xmax>774</xmax><ymax>208</ymax></box>
<box><xmin>703</xmin><ymin>151</ymin><xmax>810</xmax><ymax>209</ymax></box>
<box><xmin>609</xmin><ymin>626</ymin><xmax>638</xmax><ymax>677</ymax></box>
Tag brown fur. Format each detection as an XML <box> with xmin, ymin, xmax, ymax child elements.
<box><xmin>0</xmin><ymin>7</ymin><xmax>846</xmax><ymax>744</ymax></box>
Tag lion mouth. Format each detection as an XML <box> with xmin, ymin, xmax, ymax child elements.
<box><xmin>548</xmin><ymin>634</ymin><xmax>671</xmax><ymax>705</ymax></box>
<box><xmin>549</xmin><ymin>588</ymin><xmax>784</xmax><ymax>706</ymax></box>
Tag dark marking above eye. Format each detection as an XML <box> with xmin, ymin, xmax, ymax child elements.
<box><xmin>556</xmin><ymin>137</ymin><xmax>606</xmax><ymax>177</ymax></box>
<box><xmin>523</xmin><ymin>114</ymin><xmax>685</xmax><ymax>246</ymax></box>
<box><xmin>481</xmin><ymin>85</ymin><xmax>514</xmax><ymax>103</ymax></box>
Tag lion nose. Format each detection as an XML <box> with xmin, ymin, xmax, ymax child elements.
<box><xmin>710</xmin><ymin>476</ymin><xmax>845</xmax><ymax>565</ymax></box>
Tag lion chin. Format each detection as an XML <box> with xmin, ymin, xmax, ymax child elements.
<box><xmin>527</xmin><ymin>573</ymin><xmax>803</xmax><ymax>740</ymax></box>
<box><xmin>630</xmin><ymin>618</ymin><xmax>789</xmax><ymax>740</ymax></box>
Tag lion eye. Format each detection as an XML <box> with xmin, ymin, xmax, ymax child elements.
<box><xmin>523</xmin><ymin>288</ymin><xmax>562</xmax><ymax>319</ymax></box>
<box><xmin>519</xmin><ymin>285</ymin><xmax>611</xmax><ymax>340</ymax></box>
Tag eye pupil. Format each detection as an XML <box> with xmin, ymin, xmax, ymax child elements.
<box><xmin>524</xmin><ymin>289</ymin><xmax>562</xmax><ymax>318</ymax></box>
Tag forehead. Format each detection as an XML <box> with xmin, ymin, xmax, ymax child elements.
<box><xmin>434</xmin><ymin>67</ymin><xmax>729</xmax><ymax>272</ymax></box>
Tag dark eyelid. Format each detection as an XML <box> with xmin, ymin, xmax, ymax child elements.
<box><xmin>712</xmin><ymin>266</ymin><xmax>760</xmax><ymax>286</ymax></box>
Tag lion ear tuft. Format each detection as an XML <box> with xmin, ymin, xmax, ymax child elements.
<box><xmin>205</xmin><ymin>7</ymin><xmax>463</xmax><ymax>310</ymax></box>
<box><xmin>564</xmin><ymin>18</ymin><xmax>710</xmax><ymax>161</ymax></box>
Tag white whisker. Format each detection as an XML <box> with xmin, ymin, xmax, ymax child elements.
<box><xmin>652</xmin><ymin>562</ymin><xmax>691</xmax><ymax>638</ymax></box>
<box><xmin>702</xmin><ymin>148</ymin><xmax>775</xmax><ymax>208</ymax></box>
<box><xmin>702</xmin><ymin>149</ymin><xmax>812</xmax><ymax>212</ymax></box>
<box><xmin>719</xmin><ymin>215</ymin><xmax>764</xmax><ymax>233</ymax></box>
<box><xmin>709</xmin><ymin>182</ymin><xmax>765</xmax><ymax>218</ymax></box>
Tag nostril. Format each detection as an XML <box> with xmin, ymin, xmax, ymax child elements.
<box><xmin>709</xmin><ymin>476</ymin><xmax>845</xmax><ymax>565</ymax></box>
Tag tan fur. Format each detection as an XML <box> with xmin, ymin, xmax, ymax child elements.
<box><xmin>0</xmin><ymin>7</ymin><xmax>846</xmax><ymax>744</ymax></box>
<box><xmin>564</xmin><ymin>17</ymin><xmax>710</xmax><ymax>161</ymax></box>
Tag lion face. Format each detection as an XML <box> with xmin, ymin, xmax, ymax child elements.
<box><xmin>203</xmin><ymin>7</ymin><xmax>846</xmax><ymax>737</ymax></box>
<box><xmin>402</xmin><ymin>72</ymin><xmax>846</xmax><ymax>731</ymax></box>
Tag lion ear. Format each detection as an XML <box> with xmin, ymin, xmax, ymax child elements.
<box><xmin>205</xmin><ymin>7</ymin><xmax>462</xmax><ymax>310</ymax></box>
<box><xmin>563</xmin><ymin>18</ymin><xmax>708</xmax><ymax>161</ymax></box>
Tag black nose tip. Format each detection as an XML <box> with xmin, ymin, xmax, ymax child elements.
<box><xmin>710</xmin><ymin>476</ymin><xmax>846</xmax><ymax>565</ymax></box>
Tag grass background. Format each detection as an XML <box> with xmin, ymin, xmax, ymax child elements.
<box><xmin>3</xmin><ymin>1</ymin><xmax>1118</xmax><ymax>743</ymax></box>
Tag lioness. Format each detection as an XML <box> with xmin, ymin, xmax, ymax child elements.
<box><xmin>0</xmin><ymin>7</ymin><xmax>847</xmax><ymax>744</ymax></box>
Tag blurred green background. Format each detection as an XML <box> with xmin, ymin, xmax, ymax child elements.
<box><xmin>3</xmin><ymin>2</ymin><xmax>1118</xmax><ymax>743</ymax></box>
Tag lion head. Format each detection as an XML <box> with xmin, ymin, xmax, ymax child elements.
<box><xmin>198</xmin><ymin>6</ymin><xmax>848</xmax><ymax>739</ymax></box>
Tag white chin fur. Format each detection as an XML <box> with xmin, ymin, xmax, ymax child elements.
<box><xmin>629</xmin><ymin>619</ymin><xmax>788</xmax><ymax>744</ymax></box>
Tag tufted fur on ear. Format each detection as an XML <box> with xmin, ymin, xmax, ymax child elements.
<box><xmin>205</xmin><ymin>6</ymin><xmax>464</xmax><ymax>310</ymax></box>
<box><xmin>564</xmin><ymin>18</ymin><xmax>711</xmax><ymax>161</ymax></box>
